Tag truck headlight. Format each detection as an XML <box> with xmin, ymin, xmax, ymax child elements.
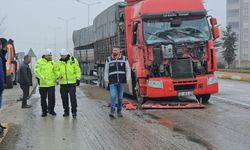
<box><xmin>147</xmin><ymin>80</ymin><xmax>163</xmax><ymax>89</ymax></box>
<box><xmin>207</xmin><ymin>76</ymin><xmax>218</xmax><ymax>85</ymax></box>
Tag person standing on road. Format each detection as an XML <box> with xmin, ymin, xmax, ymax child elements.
<box><xmin>104</xmin><ymin>47</ymin><xmax>131</xmax><ymax>118</ymax></box>
<box><xmin>18</xmin><ymin>55</ymin><xmax>32</xmax><ymax>108</ymax></box>
<box><xmin>56</xmin><ymin>49</ymin><xmax>81</xmax><ymax>118</ymax></box>
<box><xmin>0</xmin><ymin>42</ymin><xmax>7</xmax><ymax>134</ymax></box>
<box><xmin>0</xmin><ymin>38</ymin><xmax>8</xmax><ymax>85</ymax></box>
<box><xmin>0</xmin><ymin>41</ymin><xmax>4</xmax><ymax>108</ymax></box>
<box><xmin>34</xmin><ymin>49</ymin><xmax>57</xmax><ymax>117</ymax></box>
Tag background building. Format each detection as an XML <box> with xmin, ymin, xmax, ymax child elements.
<box><xmin>227</xmin><ymin>0</ymin><xmax>250</xmax><ymax>68</ymax></box>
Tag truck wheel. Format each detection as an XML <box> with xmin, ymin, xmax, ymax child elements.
<box><xmin>135</xmin><ymin>81</ymin><xmax>146</xmax><ymax>105</ymax></box>
<box><xmin>195</xmin><ymin>94</ymin><xmax>211</xmax><ymax>104</ymax></box>
<box><xmin>83</xmin><ymin>64</ymin><xmax>86</xmax><ymax>75</ymax></box>
<box><xmin>6</xmin><ymin>75</ymin><xmax>13</xmax><ymax>89</ymax></box>
<box><xmin>101</xmin><ymin>67</ymin><xmax>106</xmax><ymax>88</ymax></box>
<box><xmin>98</xmin><ymin>67</ymin><xmax>102</xmax><ymax>87</ymax></box>
<box><xmin>87</xmin><ymin>64</ymin><xmax>90</xmax><ymax>76</ymax></box>
<box><xmin>131</xmin><ymin>71</ymin><xmax>137</xmax><ymax>97</ymax></box>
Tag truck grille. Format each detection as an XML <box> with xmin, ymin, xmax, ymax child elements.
<box><xmin>174</xmin><ymin>84</ymin><xmax>195</xmax><ymax>91</ymax></box>
<box><xmin>170</xmin><ymin>58</ymin><xmax>194</xmax><ymax>79</ymax></box>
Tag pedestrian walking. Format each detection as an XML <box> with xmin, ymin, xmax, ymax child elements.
<box><xmin>104</xmin><ymin>47</ymin><xmax>131</xmax><ymax>118</ymax></box>
<box><xmin>56</xmin><ymin>49</ymin><xmax>81</xmax><ymax>118</ymax></box>
<box><xmin>18</xmin><ymin>55</ymin><xmax>32</xmax><ymax>108</ymax></box>
<box><xmin>34</xmin><ymin>49</ymin><xmax>57</xmax><ymax>117</ymax></box>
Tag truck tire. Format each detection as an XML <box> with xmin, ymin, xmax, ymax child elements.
<box><xmin>135</xmin><ymin>80</ymin><xmax>146</xmax><ymax>105</ymax></box>
<box><xmin>195</xmin><ymin>94</ymin><xmax>211</xmax><ymax>104</ymax></box>
<box><xmin>98</xmin><ymin>67</ymin><xmax>102</xmax><ymax>87</ymax></box>
<box><xmin>80</xmin><ymin>64</ymin><xmax>84</xmax><ymax>75</ymax></box>
<box><xmin>6</xmin><ymin>75</ymin><xmax>13</xmax><ymax>89</ymax></box>
<box><xmin>87</xmin><ymin>64</ymin><xmax>91</xmax><ymax>76</ymax></box>
<box><xmin>131</xmin><ymin>71</ymin><xmax>137</xmax><ymax>97</ymax></box>
<box><xmin>83</xmin><ymin>63</ymin><xmax>87</xmax><ymax>75</ymax></box>
<box><xmin>85</xmin><ymin>63</ymin><xmax>88</xmax><ymax>75</ymax></box>
<box><xmin>101</xmin><ymin>67</ymin><xmax>106</xmax><ymax>88</ymax></box>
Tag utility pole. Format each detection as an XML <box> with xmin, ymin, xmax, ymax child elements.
<box><xmin>57</xmin><ymin>17</ymin><xmax>75</xmax><ymax>50</ymax></box>
<box><xmin>76</xmin><ymin>0</ymin><xmax>101</xmax><ymax>26</ymax></box>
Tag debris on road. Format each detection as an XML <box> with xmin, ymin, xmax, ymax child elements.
<box><xmin>107</xmin><ymin>99</ymin><xmax>138</xmax><ymax>110</ymax></box>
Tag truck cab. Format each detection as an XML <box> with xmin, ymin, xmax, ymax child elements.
<box><xmin>124</xmin><ymin>0</ymin><xmax>220</xmax><ymax>103</ymax></box>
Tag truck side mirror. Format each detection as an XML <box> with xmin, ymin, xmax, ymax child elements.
<box><xmin>211</xmin><ymin>27</ymin><xmax>220</xmax><ymax>40</ymax></box>
<box><xmin>210</xmin><ymin>17</ymin><xmax>220</xmax><ymax>40</ymax></box>
<box><xmin>210</xmin><ymin>17</ymin><xmax>217</xmax><ymax>26</ymax></box>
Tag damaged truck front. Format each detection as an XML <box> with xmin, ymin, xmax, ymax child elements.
<box><xmin>125</xmin><ymin>0</ymin><xmax>220</xmax><ymax>104</ymax></box>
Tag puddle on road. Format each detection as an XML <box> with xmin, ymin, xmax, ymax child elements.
<box><xmin>143</xmin><ymin>112</ymin><xmax>215</xmax><ymax>150</ymax></box>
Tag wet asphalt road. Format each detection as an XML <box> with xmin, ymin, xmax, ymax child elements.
<box><xmin>0</xmin><ymin>79</ymin><xmax>250</xmax><ymax>150</ymax></box>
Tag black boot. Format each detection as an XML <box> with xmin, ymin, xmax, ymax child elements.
<box><xmin>72</xmin><ymin>113</ymin><xmax>77</xmax><ymax>118</ymax></box>
<box><xmin>63</xmin><ymin>112</ymin><xmax>69</xmax><ymax>117</ymax></box>
<box><xmin>49</xmin><ymin>111</ymin><xmax>57</xmax><ymax>116</ymax></box>
<box><xmin>41</xmin><ymin>112</ymin><xmax>47</xmax><ymax>117</ymax></box>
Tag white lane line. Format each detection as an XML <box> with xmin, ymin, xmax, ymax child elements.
<box><xmin>212</xmin><ymin>95</ymin><xmax>250</xmax><ymax>108</ymax></box>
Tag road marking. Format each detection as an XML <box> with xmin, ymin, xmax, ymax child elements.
<box><xmin>212</xmin><ymin>95</ymin><xmax>250</xmax><ymax>108</ymax></box>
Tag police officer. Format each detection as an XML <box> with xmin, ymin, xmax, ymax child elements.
<box><xmin>56</xmin><ymin>49</ymin><xmax>81</xmax><ymax>118</ymax></box>
<box><xmin>104</xmin><ymin>47</ymin><xmax>131</xmax><ymax>118</ymax></box>
<box><xmin>35</xmin><ymin>49</ymin><xmax>57</xmax><ymax>117</ymax></box>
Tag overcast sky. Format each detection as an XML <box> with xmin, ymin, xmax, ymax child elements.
<box><xmin>0</xmin><ymin>0</ymin><xmax>226</xmax><ymax>57</ymax></box>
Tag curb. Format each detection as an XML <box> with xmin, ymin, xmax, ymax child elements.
<box><xmin>0</xmin><ymin>123</ymin><xmax>9</xmax><ymax>144</ymax></box>
<box><xmin>216</xmin><ymin>74</ymin><xmax>250</xmax><ymax>82</ymax></box>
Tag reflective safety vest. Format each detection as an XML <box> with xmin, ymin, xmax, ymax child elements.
<box><xmin>107</xmin><ymin>56</ymin><xmax>127</xmax><ymax>84</ymax></box>
<box><xmin>34</xmin><ymin>58</ymin><xmax>56</xmax><ymax>87</ymax></box>
<box><xmin>55</xmin><ymin>57</ymin><xmax>81</xmax><ymax>85</ymax></box>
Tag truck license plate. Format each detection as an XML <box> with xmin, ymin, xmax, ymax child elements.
<box><xmin>177</xmin><ymin>91</ymin><xmax>194</xmax><ymax>97</ymax></box>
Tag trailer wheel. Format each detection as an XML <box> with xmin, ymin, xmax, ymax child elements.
<box><xmin>98</xmin><ymin>67</ymin><xmax>102</xmax><ymax>87</ymax></box>
<box><xmin>87</xmin><ymin>64</ymin><xmax>91</xmax><ymax>76</ymax></box>
<box><xmin>100</xmin><ymin>67</ymin><xmax>105</xmax><ymax>88</ymax></box>
<box><xmin>195</xmin><ymin>94</ymin><xmax>211</xmax><ymax>104</ymax></box>
<box><xmin>135</xmin><ymin>81</ymin><xmax>146</xmax><ymax>105</ymax></box>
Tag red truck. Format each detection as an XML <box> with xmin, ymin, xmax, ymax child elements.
<box><xmin>73</xmin><ymin>0</ymin><xmax>220</xmax><ymax>106</ymax></box>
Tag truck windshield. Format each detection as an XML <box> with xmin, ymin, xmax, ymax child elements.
<box><xmin>143</xmin><ymin>16</ymin><xmax>211</xmax><ymax>45</ymax></box>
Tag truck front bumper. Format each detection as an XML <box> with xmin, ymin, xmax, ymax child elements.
<box><xmin>144</xmin><ymin>74</ymin><xmax>218</xmax><ymax>98</ymax></box>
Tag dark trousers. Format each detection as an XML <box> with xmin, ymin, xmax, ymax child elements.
<box><xmin>60</xmin><ymin>84</ymin><xmax>77</xmax><ymax>114</ymax></box>
<box><xmin>21</xmin><ymin>85</ymin><xmax>30</xmax><ymax>107</ymax></box>
<box><xmin>39</xmin><ymin>86</ymin><xmax>55</xmax><ymax>113</ymax></box>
